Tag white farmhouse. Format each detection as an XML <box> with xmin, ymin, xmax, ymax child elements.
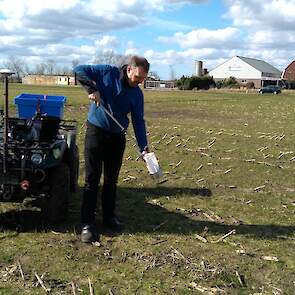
<box><xmin>209</xmin><ymin>56</ymin><xmax>282</xmax><ymax>88</ymax></box>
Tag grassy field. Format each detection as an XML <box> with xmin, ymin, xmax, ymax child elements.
<box><xmin>0</xmin><ymin>84</ymin><xmax>294</xmax><ymax>294</ymax></box>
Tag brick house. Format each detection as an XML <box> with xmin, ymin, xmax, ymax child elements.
<box><xmin>282</xmin><ymin>60</ymin><xmax>295</xmax><ymax>81</ymax></box>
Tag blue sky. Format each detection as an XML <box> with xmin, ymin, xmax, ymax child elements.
<box><xmin>0</xmin><ymin>0</ymin><xmax>295</xmax><ymax>79</ymax></box>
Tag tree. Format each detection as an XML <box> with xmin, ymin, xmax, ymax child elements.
<box><xmin>176</xmin><ymin>75</ymin><xmax>215</xmax><ymax>90</ymax></box>
<box><xmin>24</xmin><ymin>64</ymin><xmax>32</xmax><ymax>75</ymax></box>
<box><xmin>71</xmin><ymin>59</ymin><xmax>80</xmax><ymax>69</ymax></box>
<box><xmin>176</xmin><ymin>75</ymin><xmax>189</xmax><ymax>90</ymax></box>
<box><xmin>93</xmin><ymin>50</ymin><xmax>131</xmax><ymax>67</ymax></box>
<box><xmin>45</xmin><ymin>59</ymin><xmax>56</xmax><ymax>75</ymax></box>
<box><xmin>222</xmin><ymin>76</ymin><xmax>239</xmax><ymax>88</ymax></box>
<box><xmin>148</xmin><ymin>71</ymin><xmax>160</xmax><ymax>80</ymax></box>
<box><xmin>34</xmin><ymin>63</ymin><xmax>47</xmax><ymax>75</ymax></box>
<box><xmin>246</xmin><ymin>81</ymin><xmax>255</xmax><ymax>89</ymax></box>
<box><xmin>216</xmin><ymin>80</ymin><xmax>223</xmax><ymax>89</ymax></box>
<box><xmin>60</xmin><ymin>65</ymin><xmax>71</xmax><ymax>75</ymax></box>
<box><xmin>3</xmin><ymin>56</ymin><xmax>27</xmax><ymax>82</ymax></box>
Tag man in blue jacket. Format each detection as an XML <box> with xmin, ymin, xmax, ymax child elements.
<box><xmin>74</xmin><ymin>56</ymin><xmax>149</xmax><ymax>243</ymax></box>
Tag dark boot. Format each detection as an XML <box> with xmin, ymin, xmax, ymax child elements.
<box><xmin>103</xmin><ymin>216</ymin><xmax>124</xmax><ymax>232</ymax></box>
<box><xmin>81</xmin><ymin>224</ymin><xmax>99</xmax><ymax>243</ymax></box>
<box><xmin>81</xmin><ymin>183</ymin><xmax>98</xmax><ymax>225</ymax></box>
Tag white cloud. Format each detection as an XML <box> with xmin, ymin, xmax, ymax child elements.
<box><xmin>0</xmin><ymin>0</ymin><xmax>198</xmax><ymax>51</ymax></box>
<box><xmin>0</xmin><ymin>0</ymin><xmax>294</xmax><ymax>78</ymax></box>
<box><xmin>0</xmin><ymin>0</ymin><xmax>79</xmax><ymax>15</ymax></box>
<box><xmin>248</xmin><ymin>30</ymin><xmax>295</xmax><ymax>49</ymax></box>
<box><xmin>95</xmin><ymin>35</ymin><xmax>119</xmax><ymax>48</ymax></box>
<box><xmin>0</xmin><ymin>0</ymin><xmax>206</xmax><ymax>68</ymax></box>
<box><xmin>125</xmin><ymin>48</ymin><xmax>138</xmax><ymax>55</ymax></box>
<box><xmin>224</xmin><ymin>0</ymin><xmax>295</xmax><ymax>30</ymax></box>
<box><xmin>217</xmin><ymin>0</ymin><xmax>295</xmax><ymax>71</ymax></box>
<box><xmin>158</xmin><ymin>27</ymin><xmax>241</xmax><ymax>49</ymax></box>
<box><xmin>144</xmin><ymin>48</ymin><xmax>218</xmax><ymax>66</ymax></box>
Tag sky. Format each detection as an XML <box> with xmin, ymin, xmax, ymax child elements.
<box><xmin>0</xmin><ymin>0</ymin><xmax>295</xmax><ymax>79</ymax></box>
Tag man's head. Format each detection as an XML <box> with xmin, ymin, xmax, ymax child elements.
<box><xmin>126</xmin><ymin>56</ymin><xmax>150</xmax><ymax>87</ymax></box>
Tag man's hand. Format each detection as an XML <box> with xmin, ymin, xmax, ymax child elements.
<box><xmin>141</xmin><ymin>146</ymin><xmax>150</xmax><ymax>161</ymax></box>
<box><xmin>89</xmin><ymin>91</ymin><xmax>100</xmax><ymax>106</ymax></box>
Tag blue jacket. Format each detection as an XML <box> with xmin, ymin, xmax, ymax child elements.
<box><xmin>74</xmin><ymin>64</ymin><xmax>148</xmax><ymax>152</ymax></box>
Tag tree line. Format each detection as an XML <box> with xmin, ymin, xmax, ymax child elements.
<box><xmin>175</xmin><ymin>75</ymin><xmax>295</xmax><ymax>90</ymax></box>
<box><xmin>0</xmin><ymin>56</ymin><xmax>79</xmax><ymax>82</ymax></box>
<box><xmin>0</xmin><ymin>52</ymin><xmax>134</xmax><ymax>82</ymax></box>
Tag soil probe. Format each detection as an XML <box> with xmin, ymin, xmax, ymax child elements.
<box><xmin>95</xmin><ymin>102</ymin><xmax>163</xmax><ymax>179</ymax></box>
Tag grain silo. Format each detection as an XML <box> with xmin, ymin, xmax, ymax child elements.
<box><xmin>195</xmin><ymin>60</ymin><xmax>203</xmax><ymax>77</ymax></box>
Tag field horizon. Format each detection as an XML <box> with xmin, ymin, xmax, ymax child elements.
<box><xmin>0</xmin><ymin>83</ymin><xmax>294</xmax><ymax>294</ymax></box>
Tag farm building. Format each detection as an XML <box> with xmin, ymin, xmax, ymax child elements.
<box><xmin>282</xmin><ymin>60</ymin><xmax>295</xmax><ymax>81</ymax></box>
<box><xmin>144</xmin><ymin>80</ymin><xmax>175</xmax><ymax>89</ymax></box>
<box><xmin>209</xmin><ymin>56</ymin><xmax>282</xmax><ymax>88</ymax></box>
<box><xmin>22</xmin><ymin>74</ymin><xmax>76</xmax><ymax>86</ymax></box>
<box><xmin>143</xmin><ymin>74</ymin><xmax>175</xmax><ymax>89</ymax></box>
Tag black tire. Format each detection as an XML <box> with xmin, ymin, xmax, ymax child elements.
<box><xmin>69</xmin><ymin>144</ymin><xmax>79</xmax><ymax>192</ymax></box>
<box><xmin>44</xmin><ymin>162</ymin><xmax>70</xmax><ymax>224</ymax></box>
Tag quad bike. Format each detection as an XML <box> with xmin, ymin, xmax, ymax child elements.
<box><xmin>0</xmin><ymin>70</ymin><xmax>79</xmax><ymax>224</ymax></box>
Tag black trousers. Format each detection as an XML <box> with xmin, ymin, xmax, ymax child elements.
<box><xmin>81</xmin><ymin>121</ymin><xmax>126</xmax><ymax>224</ymax></box>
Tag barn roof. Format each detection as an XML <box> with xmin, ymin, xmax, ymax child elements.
<box><xmin>238</xmin><ymin>56</ymin><xmax>281</xmax><ymax>75</ymax></box>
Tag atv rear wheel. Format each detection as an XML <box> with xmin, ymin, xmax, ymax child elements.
<box><xmin>44</xmin><ymin>162</ymin><xmax>70</xmax><ymax>224</ymax></box>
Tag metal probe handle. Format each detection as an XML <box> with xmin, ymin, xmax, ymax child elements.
<box><xmin>95</xmin><ymin>102</ymin><xmax>125</xmax><ymax>132</ymax></box>
<box><xmin>94</xmin><ymin>102</ymin><xmax>143</xmax><ymax>157</ymax></box>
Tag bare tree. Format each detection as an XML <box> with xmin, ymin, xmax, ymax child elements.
<box><xmin>3</xmin><ymin>56</ymin><xmax>27</xmax><ymax>82</ymax></box>
<box><xmin>71</xmin><ymin>59</ymin><xmax>80</xmax><ymax>69</ymax></box>
<box><xmin>34</xmin><ymin>63</ymin><xmax>47</xmax><ymax>75</ymax></box>
<box><xmin>60</xmin><ymin>65</ymin><xmax>71</xmax><ymax>75</ymax></box>
<box><xmin>148</xmin><ymin>71</ymin><xmax>160</xmax><ymax>80</ymax></box>
<box><xmin>24</xmin><ymin>64</ymin><xmax>32</xmax><ymax>75</ymax></box>
<box><xmin>45</xmin><ymin>59</ymin><xmax>56</xmax><ymax>75</ymax></box>
<box><xmin>93</xmin><ymin>50</ymin><xmax>131</xmax><ymax>67</ymax></box>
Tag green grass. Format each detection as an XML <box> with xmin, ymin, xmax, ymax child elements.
<box><xmin>0</xmin><ymin>83</ymin><xmax>295</xmax><ymax>294</ymax></box>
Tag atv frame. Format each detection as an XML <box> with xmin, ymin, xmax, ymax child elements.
<box><xmin>0</xmin><ymin>70</ymin><xmax>79</xmax><ymax>224</ymax></box>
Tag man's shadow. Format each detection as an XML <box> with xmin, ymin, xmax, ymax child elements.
<box><xmin>0</xmin><ymin>185</ymin><xmax>295</xmax><ymax>240</ymax></box>
<box><xmin>117</xmin><ymin>186</ymin><xmax>295</xmax><ymax>239</ymax></box>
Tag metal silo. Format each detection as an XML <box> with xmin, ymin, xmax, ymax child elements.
<box><xmin>195</xmin><ymin>60</ymin><xmax>203</xmax><ymax>77</ymax></box>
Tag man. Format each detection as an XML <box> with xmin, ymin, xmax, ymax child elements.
<box><xmin>74</xmin><ymin>56</ymin><xmax>150</xmax><ymax>243</ymax></box>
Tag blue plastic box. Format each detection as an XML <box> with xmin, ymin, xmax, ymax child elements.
<box><xmin>14</xmin><ymin>93</ymin><xmax>67</xmax><ymax>119</ymax></box>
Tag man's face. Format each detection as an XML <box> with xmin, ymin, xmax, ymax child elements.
<box><xmin>127</xmin><ymin>65</ymin><xmax>147</xmax><ymax>87</ymax></box>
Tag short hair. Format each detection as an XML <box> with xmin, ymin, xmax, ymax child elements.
<box><xmin>128</xmin><ymin>55</ymin><xmax>150</xmax><ymax>73</ymax></box>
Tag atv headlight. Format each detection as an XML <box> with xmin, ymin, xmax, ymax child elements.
<box><xmin>31</xmin><ymin>153</ymin><xmax>43</xmax><ymax>165</ymax></box>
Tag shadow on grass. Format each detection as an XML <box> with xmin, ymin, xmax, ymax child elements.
<box><xmin>0</xmin><ymin>185</ymin><xmax>294</xmax><ymax>240</ymax></box>
<box><xmin>118</xmin><ymin>186</ymin><xmax>295</xmax><ymax>239</ymax></box>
